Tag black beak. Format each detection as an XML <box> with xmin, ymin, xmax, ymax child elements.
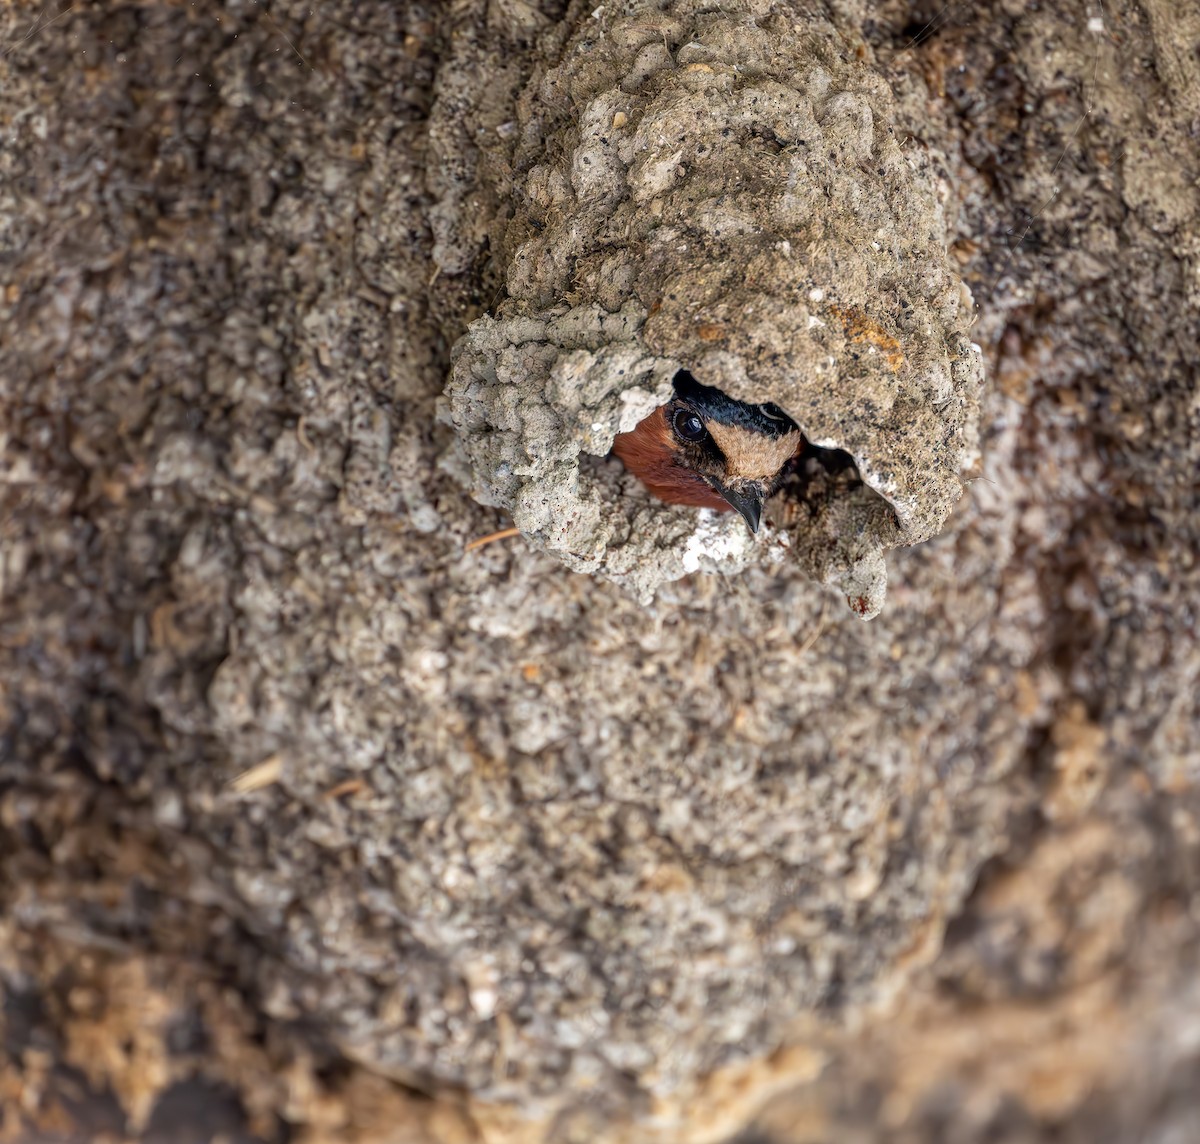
<box><xmin>712</xmin><ymin>481</ymin><xmax>765</xmax><ymax>534</ymax></box>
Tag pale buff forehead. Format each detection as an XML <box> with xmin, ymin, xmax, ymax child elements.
<box><xmin>707</xmin><ymin>422</ymin><xmax>803</xmax><ymax>481</ymax></box>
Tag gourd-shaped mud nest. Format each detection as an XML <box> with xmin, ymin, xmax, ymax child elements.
<box><xmin>444</xmin><ymin>0</ymin><xmax>981</xmax><ymax>618</ymax></box>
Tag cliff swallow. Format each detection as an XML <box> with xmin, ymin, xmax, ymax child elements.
<box><xmin>611</xmin><ymin>370</ymin><xmax>805</xmax><ymax>533</ymax></box>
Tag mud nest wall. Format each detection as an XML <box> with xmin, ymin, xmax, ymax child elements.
<box><xmin>1</xmin><ymin>1</ymin><xmax>1199</xmax><ymax>1143</ymax></box>
<box><xmin>442</xmin><ymin>1</ymin><xmax>982</xmax><ymax>617</ymax></box>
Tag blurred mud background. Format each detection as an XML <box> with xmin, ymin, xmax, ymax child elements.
<box><xmin>1</xmin><ymin>1</ymin><xmax>1198</xmax><ymax>1141</ymax></box>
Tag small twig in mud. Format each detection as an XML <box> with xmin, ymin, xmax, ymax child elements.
<box><xmin>230</xmin><ymin>754</ymin><xmax>284</xmax><ymax>793</ymax></box>
<box><xmin>464</xmin><ymin>526</ymin><xmax>521</xmax><ymax>552</ymax></box>
<box><xmin>259</xmin><ymin>6</ymin><xmax>312</xmax><ymax>71</ymax></box>
<box><xmin>2</xmin><ymin>4</ymin><xmax>76</xmax><ymax>59</ymax></box>
<box><xmin>797</xmin><ymin>600</ymin><xmax>827</xmax><ymax>657</ymax></box>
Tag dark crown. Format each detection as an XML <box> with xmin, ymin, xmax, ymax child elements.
<box><xmin>672</xmin><ymin>370</ymin><xmax>798</xmax><ymax>439</ymax></box>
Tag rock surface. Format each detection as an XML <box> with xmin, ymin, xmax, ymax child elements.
<box><xmin>1</xmin><ymin>1</ymin><xmax>1198</xmax><ymax>1142</ymax></box>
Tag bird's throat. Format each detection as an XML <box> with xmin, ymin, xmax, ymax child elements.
<box><xmin>611</xmin><ymin>408</ymin><xmax>734</xmax><ymax>512</ymax></box>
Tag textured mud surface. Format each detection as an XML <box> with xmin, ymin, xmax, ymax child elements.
<box><xmin>1</xmin><ymin>1</ymin><xmax>1199</xmax><ymax>1142</ymax></box>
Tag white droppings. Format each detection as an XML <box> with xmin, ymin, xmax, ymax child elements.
<box><xmin>681</xmin><ymin>516</ymin><xmax>753</xmax><ymax>573</ymax></box>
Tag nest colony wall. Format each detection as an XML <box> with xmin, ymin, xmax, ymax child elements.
<box><xmin>442</xmin><ymin>0</ymin><xmax>981</xmax><ymax>617</ymax></box>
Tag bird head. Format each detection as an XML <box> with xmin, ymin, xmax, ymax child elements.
<box><xmin>611</xmin><ymin>370</ymin><xmax>805</xmax><ymax>533</ymax></box>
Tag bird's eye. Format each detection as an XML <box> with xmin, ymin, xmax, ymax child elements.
<box><xmin>672</xmin><ymin>408</ymin><xmax>707</xmax><ymax>442</ymax></box>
